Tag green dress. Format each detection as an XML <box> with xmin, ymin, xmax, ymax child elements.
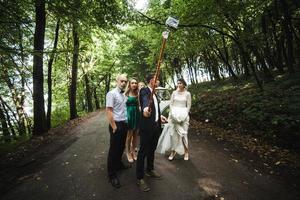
<box><xmin>126</xmin><ymin>96</ymin><xmax>140</xmax><ymax>130</ymax></box>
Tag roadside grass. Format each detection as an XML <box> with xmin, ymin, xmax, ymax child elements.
<box><xmin>189</xmin><ymin>71</ymin><xmax>300</xmax><ymax>150</ymax></box>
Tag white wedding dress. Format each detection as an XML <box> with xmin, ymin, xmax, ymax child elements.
<box><xmin>156</xmin><ymin>89</ymin><xmax>191</xmax><ymax>155</ymax></box>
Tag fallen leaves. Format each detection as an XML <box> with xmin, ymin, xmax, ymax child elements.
<box><xmin>64</xmin><ymin>161</ymin><xmax>69</xmax><ymax>165</ymax></box>
<box><xmin>190</xmin><ymin>119</ymin><xmax>300</xmax><ymax>176</ymax></box>
<box><xmin>275</xmin><ymin>161</ymin><xmax>281</xmax><ymax>166</ymax></box>
<box><xmin>17</xmin><ymin>175</ymin><xmax>32</xmax><ymax>182</ymax></box>
<box><xmin>242</xmin><ymin>181</ymin><xmax>249</xmax><ymax>185</ymax></box>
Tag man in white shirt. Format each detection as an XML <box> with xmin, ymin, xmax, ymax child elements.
<box><xmin>106</xmin><ymin>74</ymin><xmax>129</xmax><ymax>188</ymax></box>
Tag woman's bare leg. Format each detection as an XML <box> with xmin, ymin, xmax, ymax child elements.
<box><xmin>131</xmin><ymin>130</ymin><xmax>138</xmax><ymax>160</ymax></box>
<box><xmin>183</xmin><ymin>137</ymin><xmax>189</xmax><ymax>160</ymax></box>
<box><xmin>126</xmin><ymin>130</ymin><xmax>134</xmax><ymax>162</ymax></box>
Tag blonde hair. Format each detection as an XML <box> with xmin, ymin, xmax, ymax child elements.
<box><xmin>125</xmin><ymin>77</ymin><xmax>139</xmax><ymax>97</ymax></box>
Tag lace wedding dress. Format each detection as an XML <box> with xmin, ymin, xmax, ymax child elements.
<box><xmin>156</xmin><ymin>89</ymin><xmax>191</xmax><ymax>155</ymax></box>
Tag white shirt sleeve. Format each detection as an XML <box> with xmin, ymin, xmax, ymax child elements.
<box><xmin>153</xmin><ymin>94</ymin><xmax>159</xmax><ymax>121</ymax></box>
<box><xmin>106</xmin><ymin>92</ymin><xmax>114</xmax><ymax>108</ymax></box>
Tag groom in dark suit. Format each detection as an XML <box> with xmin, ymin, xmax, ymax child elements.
<box><xmin>136</xmin><ymin>74</ymin><xmax>167</xmax><ymax>192</ymax></box>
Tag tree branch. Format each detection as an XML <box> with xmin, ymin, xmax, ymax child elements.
<box><xmin>136</xmin><ymin>11</ymin><xmax>239</xmax><ymax>44</ymax></box>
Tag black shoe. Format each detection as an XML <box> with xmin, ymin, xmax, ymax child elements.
<box><xmin>137</xmin><ymin>179</ymin><xmax>150</xmax><ymax>192</ymax></box>
<box><xmin>109</xmin><ymin>176</ymin><xmax>121</xmax><ymax>188</ymax></box>
<box><xmin>145</xmin><ymin>170</ymin><xmax>162</xmax><ymax>179</ymax></box>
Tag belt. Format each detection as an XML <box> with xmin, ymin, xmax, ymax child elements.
<box><xmin>126</xmin><ymin>102</ymin><xmax>138</xmax><ymax>106</ymax></box>
<box><xmin>115</xmin><ymin>120</ymin><xmax>126</xmax><ymax>123</ymax></box>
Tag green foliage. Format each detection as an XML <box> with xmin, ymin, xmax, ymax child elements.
<box><xmin>1</xmin><ymin>0</ymin><xmax>300</xmax><ymax>146</ymax></box>
<box><xmin>190</xmin><ymin>72</ymin><xmax>300</xmax><ymax>139</ymax></box>
<box><xmin>51</xmin><ymin>105</ymin><xmax>70</xmax><ymax>128</ymax></box>
<box><xmin>0</xmin><ymin>137</ymin><xmax>28</xmax><ymax>155</ymax></box>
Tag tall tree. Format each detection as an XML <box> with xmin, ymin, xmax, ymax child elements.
<box><xmin>32</xmin><ymin>0</ymin><xmax>46</xmax><ymax>135</ymax></box>
<box><xmin>0</xmin><ymin>101</ymin><xmax>11</xmax><ymax>142</ymax></box>
<box><xmin>69</xmin><ymin>21</ymin><xmax>79</xmax><ymax>119</ymax></box>
<box><xmin>84</xmin><ymin>72</ymin><xmax>93</xmax><ymax>112</ymax></box>
<box><xmin>47</xmin><ymin>19</ymin><xmax>60</xmax><ymax>129</ymax></box>
<box><xmin>280</xmin><ymin>0</ymin><xmax>295</xmax><ymax>74</ymax></box>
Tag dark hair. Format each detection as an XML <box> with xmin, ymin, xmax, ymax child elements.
<box><xmin>177</xmin><ymin>78</ymin><xmax>187</xmax><ymax>86</ymax></box>
<box><xmin>146</xmin><ymin>74</ymin><xmax>154</xmax><ymax>84</ymax></box>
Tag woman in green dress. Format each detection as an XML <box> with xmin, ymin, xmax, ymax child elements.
<box><xmin>125</xmin><ymin>78</ymin><xmax>140</xmax><ymax>163</ymax></box>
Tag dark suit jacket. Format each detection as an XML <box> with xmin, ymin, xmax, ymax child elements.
<box><xmin>139</xmin><ymin>87</ymin><xmax>161</xmax><ymax>131</ymax></box>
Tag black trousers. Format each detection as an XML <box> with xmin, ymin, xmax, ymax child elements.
<box><xmin>136</xmin><ymin>122</ymin><xmax>161</xmax><ymax>180</ymax></box>
<box><xmin>107</xmin><ymin>121</ymin><xmax>128</xmax><ymax>178</ymax></box>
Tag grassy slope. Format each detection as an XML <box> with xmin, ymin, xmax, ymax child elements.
<box><xmin>189</xmin><ymin>71</ymin><xmax>300</xmax><ymax>151</ymax></box>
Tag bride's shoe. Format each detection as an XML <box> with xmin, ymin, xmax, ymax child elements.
<box><xmin>168</xmin><ymin>151</ymin><xmax>176</xmax><ymax>161</ymax></box>
<box><xmin>184</xmin><ymin>153</ymin><xmax>189</xmax><ymax>161</ymax></box>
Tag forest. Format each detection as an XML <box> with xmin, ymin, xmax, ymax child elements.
<box><xmin>1</xmin><ymin>0</ymin><xmax>299</xmax><ymax>150</ymax></box>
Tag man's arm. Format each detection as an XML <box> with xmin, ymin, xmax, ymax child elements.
<box><xmin>140</xmin><ymin>88</ymin><xmax>149</xmax><ymax>110</ymax></box>
<box><xmin>106</xmin><ymin>107</ymin><xmax>117</xmax><ymax>133</ymax></box>
<box><xmin>105</xmin><ymin>91</ymin><xmax>117</xmax><ymax>133</ymax></box>
<box><xmin>140</xmin><ymin>88</ymin><xmax>151</xmax><ymax>117</ymax></box>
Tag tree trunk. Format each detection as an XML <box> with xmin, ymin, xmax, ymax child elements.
<box><xmin>90</xmin><ymin>75</ymin><xmax>100</xmax><ymax>110</ymax></box>
<box><xmin>172</xmin><ymin>57</ymin><xmax>182</xmax><ymax>78</ymax></box>
<box><xmin>207</xmin><ymin>63</ymin><xmax>212</xmax><ymax>81</ymax></box>
<box><xmin>93</xmin><ymin>88</ymin><xmax>100</xmax><ymax>110</ymax></box>
<box><xmin>69</xmin><ymin>22</ymin><xmax>79</xmax><ymax>120</ymax></box>
<box><xmin>105</xmin><ymin>73</ymin><xmax>111</xmax><ymax>95</ymax></box>
<box><xmin>84</xmin><ymin>73</ymin><xmax>93</xmax><ymax>112</ymax></box>
<box><xmin>47</xmin><ymin>19</ymin><xmax>60</xmax><ymax>130</ymax></box>
<box><xmin>165</xmin><ymin>61</ymin><xmax>177</xmax><ymax>89</ymax></box>
<box><xmin>186</xmin><ymin>57</ymin><xmax>195</xmax><ymax>84</ymax></box>
<box><xmin>271</xmin><ymin>18</ymin><xmax>284</xmax><ymax>73</ymax></box>
<box><xmin>276</xmin><ymin>36</ymin><xmax>284</xmax><ymax>73</ymax></box>
<box><xmin>240</xmin><ymin>52</ymin><xmax>250</xmax><ymax>77</ymax></box>
<box><xmin>261</xmin><ymin>15</ymin><xmax>277</xmax><ymax>72</ymax></box>
<box><xmin>272</xmin><ymin>0</ymin><xmax>285</xmax><ymax>73</ymax></box>
<box><xmin>240</xmin><ymin>44</ymin><xmax>263</xmax><ymax>90</ymax></box>
<box><xmin>222</xmin><ymin>36</ymin><xmax>238</xmax><ymax>80</ymax></box>
<box><xmin>1</xmin><ymin>100</ymin><xmax>17</xmax><ymax>139</ymax></box>
<box><xmin>250</xmin><ymin>46</ymin><xmax>274</xmax><ymax>81</ymax></box>
<box><xmin>3</xmin><ymin>65</ymin><xmax>26</xmax><ymax>136</ymax></box>
<box><xmin>234</xmin><ymin>39</ymin><xmax>263</xmax><ymax>90</ymax></box>
<box><xmin>205</xmin><ymin>51</ymin><xmax>221</xmax><ymax>81</ymax></box>
<box><xmin>193</xmin><ymin>66</ymin><xmax>199</xmax><ymax>83</ymax></box>
<box><xmin>0</xmin><ymin>102</ymin><xmax>11</xmax><ymax>142</ymax></box>
<box><xmin>18</xmin><ymin>24</ymin><xmax>28</xmax><ymax>136</ymax></box>
<box><xmin>33</xmin><ymin>0</ymin><xmax>46</xmax><ymax>135</ymax></box>
<box><xmin>211</xmin><ymin>64</ymin><xmax>221</xmax><ymax>81</ymax></box>
<box><xmin>212</xmin><ymin>47</ymin><xmax>237</xmax><ymax>80</ymax></box>
<box><xmin>248</xmin><ymin>56</ymin><xmax>263</xmax><ymax>91</ymax></box>
<box><xmin>280</xmin><ymin>0</ymin><xmax>295</xmax><ymax>74</ymax></box>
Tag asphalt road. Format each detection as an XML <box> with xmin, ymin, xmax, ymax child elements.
<box><xmin>2</xmin><ymin>111</ymin><xmax>299</xmax><ymax>200</ymax></box>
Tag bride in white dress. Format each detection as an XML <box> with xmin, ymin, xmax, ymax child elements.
<box><xmin>156</xmin><ymin>78</ymin><xmax>191</xmax><ymax>160</ymax></box>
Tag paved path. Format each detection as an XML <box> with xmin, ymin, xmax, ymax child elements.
<box><xmin>2</xmin><ymin>111</ymin><xmax>299</xmax><ymax>200</ymax></box>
